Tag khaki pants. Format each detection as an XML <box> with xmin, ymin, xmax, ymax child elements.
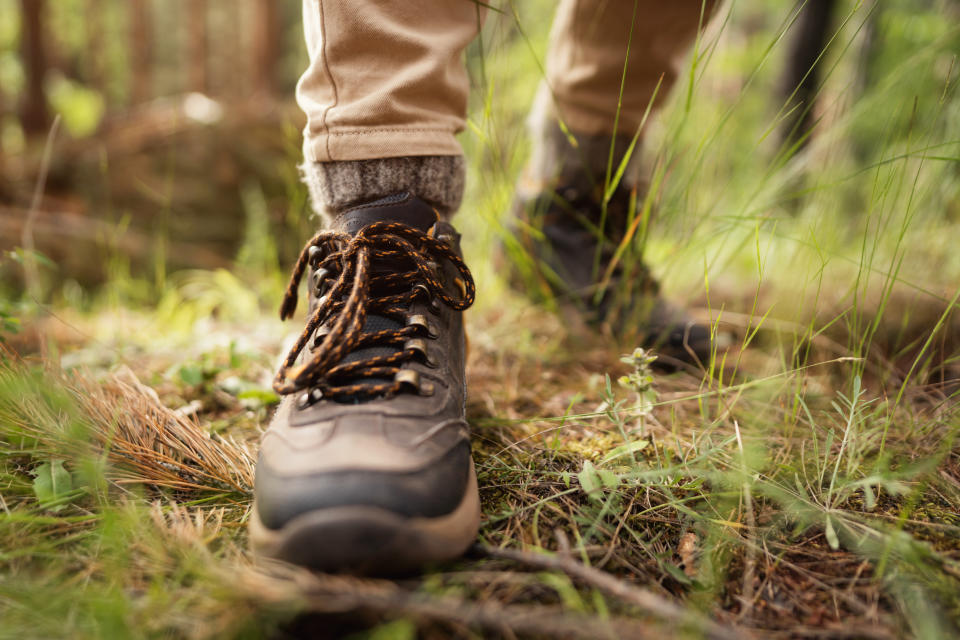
<box><xmin>298</xmin><ymin>0</ymin><xmax>717</xmax><ymax>163</ymax></box>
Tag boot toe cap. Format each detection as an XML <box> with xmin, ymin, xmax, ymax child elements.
<box><xmin>253</xmin><ymin>439</ymin><xmax>472</xmax><ymax>531</ymax></box>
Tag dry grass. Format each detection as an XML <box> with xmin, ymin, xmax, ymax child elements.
<box><xmin>0</xmin><ymin>352</ymin><xmax>255</xmax><ymax>496</ymax></box>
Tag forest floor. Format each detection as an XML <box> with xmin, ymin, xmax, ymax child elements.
<box><xmin>2</xmin><ymin>275</ymin><xmax>959</xmax><ymax>638</ymax></box>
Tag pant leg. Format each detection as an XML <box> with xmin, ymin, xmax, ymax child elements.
<box><xmin>548</xmin><ymin>0</ymin><xmax>716</xmax><ymax>135</ymax></box>
<box><xmin>528</xmin><ymin>0</ymin><xmax>717</xmax><ymax>194</ymax></box>
<box><xmin>297</xmin><ymin>0</ymin><xmax>484</xmax><ymax>220</ymax></box>
<box><xmin>297</xmin><ymin>0</ymin><xmax>483</xmax><ymax>162</ymax></box>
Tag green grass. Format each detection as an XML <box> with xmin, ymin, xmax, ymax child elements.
<box><xmin>3</xmin><ymin>0</ymin><xmax>960</xmax><ymax>638</ymax></box>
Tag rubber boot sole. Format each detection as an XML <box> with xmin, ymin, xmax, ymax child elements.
<box><xmin>248</xmin><ymin>460</ymin><xmax>480</xmax><ymax>574</ymax></box>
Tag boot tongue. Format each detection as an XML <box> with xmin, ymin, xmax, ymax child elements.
<box><xmin>325</xmin><ymin>192</ymin><xmax>440</xmax><ymax>402</ymax></box>
<box><xmin>331</xmin><ymin>192</ymin><xmax>440</xmax><ymax>236</ymax></box>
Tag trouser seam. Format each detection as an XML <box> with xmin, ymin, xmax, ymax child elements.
<box><xmin>323</xmin><ymin>128</ymin><xmax>458</xmax><ymax>136</ymax></box>
<box><xmin>316</xmin><ymin>0</ymin><xmax>339</xmax><ymax>161</ymax></box>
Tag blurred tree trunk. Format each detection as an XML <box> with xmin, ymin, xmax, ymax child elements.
<box><xmin>251</xmin><ymin>0</ymin><xmax>280</xmax><ymax>98</ymax></box>
<box><xmin>129</xmin><ymin>0</ymin><xmax>153</xmax><ymax>104</ymax></box>
<box><xmin>85</xmin><ymin>0</ymin><xmax>104</xmax><ymax>90</ymax></box>
<box><xmin>780</xmin><ymin>0</ymin><xmax>837</xmax><ymax>150</ymax></box>
<box><xmin>186</xmin><ymin>0</ymin><xmax>208</xmax><ymax>93</ymax></box>
<box><xmin>19</xmin><ymin>0</ymin><xmax>50</xmax><ymax>135</ymax></box>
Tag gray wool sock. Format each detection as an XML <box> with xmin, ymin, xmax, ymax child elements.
<box><xmin>300</xmin><ymin>155</ymin><xmax>466</xmax><ymax>225</ymax></box>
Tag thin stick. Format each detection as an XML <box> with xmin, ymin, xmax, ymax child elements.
<box><xmin>245</xmin><ymin>563</ymin><xmax>662</xmax><ymax>640</ymax></box>
<box><xmin>472</xmin><ymin>544</ymin><xmax>746</xmax><ymax>640</ymax></box>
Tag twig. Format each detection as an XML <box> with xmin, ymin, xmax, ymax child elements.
<box><xmin>758</xmin><ymin>540</ymin><xmax>876</xmax><ymax>616</ymax></box>
<box><xmin>245</xmin><ymin>563</ymin><xmax>662</xmax><ymax>640</ymax></box>
<box><xmin>763</xmin><ymin>625</ymin><xmax>895</xmax><ymax>640</ymax></box>
<box><xmin>597</xmin><ymin>492</ymin><xmax>636</xmax><ymax>568</ymax></box>
<box><xmin>325</xmin><ymin>595</ymin><xmax>655</xmax><ymax>639</ymax></box>
<box><xmin>472</xmin><ymin>543</ymin><xmax>747</xmax><ymax>640</ymax></box>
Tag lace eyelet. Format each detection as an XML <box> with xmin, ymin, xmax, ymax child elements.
<box><xmin>311</xmin><ymin>268</ymin><xmax>329</xmax><ymax>292</ymax></box>
<box><xmin>394</xmin><ymin>369</ymin><xmax>421</xmax><ymax>392</ymax></box>
<box><xmin>411</xmin><ymin>284</ymin><xmax>442</xmax><ymax>315</ymax></box>
<box><xmin>411</xmin><ymin>283</ymin><xmax>430</xmax><ymax>298</ymax></box>
<box><xmin>311</xmin><ymin>326</ymin><xmax>331</xmax><ymax>349</ymax></box>
<box><xmin>404</xmin><ymin>338</ymin><xmax>436</xmax><ymax>368</ymax></box>
<box><xmin>405</xmin><ymin>314</ymin><xmax>437</xmax><ymax>339</ymax></box>
<box><xmin>297</xmin><ymin>388</ymin><xmax>323</xmax><ymax>409</ymax></box>
<box><xmin>394</xmin><ymin>370</ymin><xmax>435</xmax><ymax>397</ymax></box>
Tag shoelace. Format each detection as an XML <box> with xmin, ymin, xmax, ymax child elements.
<box><xmin>273</xmin><ymin>221</ymin><xmax>475</xmax><ymax>402</ymax></box>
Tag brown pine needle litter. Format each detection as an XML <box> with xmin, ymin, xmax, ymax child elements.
<box><xmin>0</xmin><ymin>355</ymin><xmax>254</xmax><ymax>496</ymax></box>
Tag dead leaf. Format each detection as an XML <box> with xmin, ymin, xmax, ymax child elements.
<box><xmin>678</xmin><ymin>532</ymin><xmax>698</xmax><ymax>578</ymax></box>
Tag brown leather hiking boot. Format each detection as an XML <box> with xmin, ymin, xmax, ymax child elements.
<box><xmin>249</xmin><ymin>193</ymin><xmax>480</xmax><ymax>573</ymax></box>
<box><xmin>507</xmin><ymin>182</ymin><xmax>714</xmax><ymax>367</ymax></box>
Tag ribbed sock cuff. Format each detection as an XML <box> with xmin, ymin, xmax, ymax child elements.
<box><xmin>300</xmin><ymin>156</ymin><xmax>465</xmax><ymax>224</ymax></box>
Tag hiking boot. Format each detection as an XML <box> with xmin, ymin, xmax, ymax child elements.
<box><xmin>506</xmin><ymin>183</ymin><xmax>714</xmax><ymax>366</ymax></box>
<box><xmin>249</xmin><ymin>193</ymin><xmax>480</xmax><ymax>573</ymax></box>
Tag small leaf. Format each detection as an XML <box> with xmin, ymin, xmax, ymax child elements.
<box><xmin>560</xmin><ymin>471</ymin><xmax>571</xmax><ymax>488</ymax></box>
<box><xmin>367</xmin><ymin>618</ymin><xmax>416</xmax><ymax>640</ymax></box>
<box><xmin>600</xmin><ymin>439</ymin><xmax>649</xmax><ymax>464</ymax></box>
<box><xmin>793</xmin><ymin>472</ymin><xmax>808</xmax><ymax>498</ymax></box>
<box><xmin>178</xmin><ymin>364</ymin><xmax>205</xmax><ymax>386</ymax></box>
<box><xmin>598</xmin><ymin>468</ymin><xmax>620</xmax><ymax>490</ymax></box>
<box><xmin>825</xmin><ymin>516</ymin><xmax>839</xmax><ymax>550</ymax></box>
<box><xmin>237</xmin><ymin>388</ymin><xmax>280</xmax><ymax>406</ymax></box>
<box><xmin>32</xmin><ymin>460</ymin><xmax>73</xmax><ymax>511</ymax></box>
<box><xmin>578</xmin><ymin>460</ymin><xmax>602</xmax><ymax>500</ymax></box>
<box><xmin>228</xmin><ymin>340</ymin><xmax>242</xmax><ymax>369</ymax></box>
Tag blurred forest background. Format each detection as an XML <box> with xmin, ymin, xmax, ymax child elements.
<box><xmin>2</xmin><ymin>0</ymin><xmax>959</xmax><ymax>306</ymax></box>
<box><xmin>3</xmin><ymin>1</ymin><xmax>960</xmax><ymax>637</ymax></box>
<box><xmin>1</xmin><ymin>0</ymin><xmax>311</xmax><ymax>295</ymax></box>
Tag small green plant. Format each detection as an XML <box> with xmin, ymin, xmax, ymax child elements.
<box><xmin>617</xmin><ymin>347</ymin><xmax>658</xmax><ymax>422</ymax></box>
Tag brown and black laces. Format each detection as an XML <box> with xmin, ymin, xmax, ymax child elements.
<box><xmin>273</xmin><ymin>221</ymin><xmax>475</xmax><ymax>405</ymax></box>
